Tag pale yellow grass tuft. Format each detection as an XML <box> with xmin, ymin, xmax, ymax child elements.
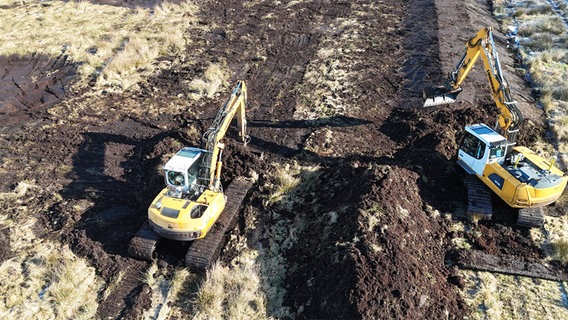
<box><xmin>551</xmin><ymin>239</ymin><xmax>568</xmax><ymax>263</ymax></box>
<box><xmin>187</xmin><ymin>63</ymin><xmax>230</xmax><ymax>99</ymax></box>
<box><xmin>264</xmin><ymin>162</ymin><xmax>321</xmax><ymax>208</ymax></box>
<box><xmin>265</xmin><ymin>163</ymin><xmax>301</xmax><ymax>206</ymax></box>
<box><xmin>142</xmin><ymin>261</ymin><xmax>159</xmax><ymax>286</ymax></box>
<box><xmin>193</xmin><ymin>250</ymin><xmax>270</xmax><ymax>320</ymax></box>
<box><xmin>0</xmin><ymin>0</ymin><xmax>199</xmax><ymax>91</ymax></box>
<box><xmin>462</xmin><ymin>270</ymin><xmax>568</xmax><ymax>320</ymax></box>
<box><xmin>143</xmin><ymin>265</ymin><xmax>192</xmax><ymax>320</ymax></box>
<box><xmin>0</xmin><ymin>242</ymin><xmax>102</xmax><ymax>319</ymax></box>
<box><xmin>0</xmin><ymin>181</ymin><xmax>103</xmax><ymax>319</ymax></box>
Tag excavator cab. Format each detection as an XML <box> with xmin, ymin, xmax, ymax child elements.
<box><xmin>163</xmin><ymin>147</ymin><xmax>205</xmax><ymax>198</ymax></box>
<box><xmin>457</xmin><ymin>123</ymin><xmax>511</xmax><ymax>176</ymax></box>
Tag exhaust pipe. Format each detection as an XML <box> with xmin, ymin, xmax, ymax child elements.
<box><xmin>422</xmin><ymin>86</ymin><xmax>462</xmax><ymax>107</ymax></box>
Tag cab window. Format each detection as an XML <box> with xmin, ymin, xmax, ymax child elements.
<box><xmin>187</xmin><ymin>163</ymin><xmax>200</xmax><ymax>186</ymax></box>
<box><xmin>460</xmin><ymin>132</ymin><xmax>486</xmax><ymax>159</ymax></box>
<box><xmin>489</xmin><ymin>145</ymin><xmax>506</xmax><ymax>160</ymax></box>
<box><xmin>167</xmin><ymin>171</ymin><xmax>185</xmax><ymax>186</ymax></box>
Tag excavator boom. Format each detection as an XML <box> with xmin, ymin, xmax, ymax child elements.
<box><xmin>423</xmin><ymin>27</ymin><xmax>523</xmax><ymax>141</ymax></box>
<box><xmin>201</xmin><ymin>81</ymin><xmax>249</xmax><ymax>191</ymax></box>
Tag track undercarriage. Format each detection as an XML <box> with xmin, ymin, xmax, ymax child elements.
<box><xmin>465</xmin><ymin>175</ymin><xmax>544</xmax><ymax>228</ymax></box>
<box><xmin>457</xmin><ymin>176</ymin><xmax>556</xmax><ymax>280</ymax></box>
<box><xmin>516</xmin><ymin>206</ymin><xmax>544</xmax><ymax>228</ymax></box>
<box><xmin>465</xmin><ymin>175</ymin><xmax>493</xmax><ymax>222</ymax></box>
<box><xmin>128</xmin><ymin>177</ymin><xmax>253</xmax><ymax>270</ymax></box>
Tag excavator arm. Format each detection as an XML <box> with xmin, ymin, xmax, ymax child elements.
<box><xmin>423</xmin><ymin>27</ymin><xmax>523</xmax><ymax>142</ymax></box>
<box><xmin>200</xmin><ymin>80</ymin><xmax>249</xmax><ymax>191</ymax></box>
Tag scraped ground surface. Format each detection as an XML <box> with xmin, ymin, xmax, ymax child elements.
<box><xmin>0</xmin><ymin>0</ymin><xmax>566</xmax><ymax>319</ymax></box>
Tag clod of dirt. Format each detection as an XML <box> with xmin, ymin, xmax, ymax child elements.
<box><xmin>0</xmin><ymin>228</ymin><xmax>12</xmax><ymax>264</ymax></box>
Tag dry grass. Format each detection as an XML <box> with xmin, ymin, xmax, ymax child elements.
<box><xmin>142</xmin><ymin>261</ymin><xmax>159</xmax><ymax>287</ymax></box>
<box><xmin>0</xmin><ymin>181</ymin><xmax>103</xmax><ymax>319</ymax></box>
<box><xmin>0</xmin><ymin>0</ymin><xmax>199</xmax><ymax>91</ymax></box>
<box><xmin>537</xmin><ymin>214</ymin><xmax>568</xmax><ymax>262</ymax></box>
<box><xmin>187</xmin><ymin>63</ymin><xmax>230</xmax><ymax>99</ymax></box>
<box><xmin>192</xmin><ymin>251</ymin><xmax>271</xmax><ymax>320</ymax></box>
<box><xmin>359</xmin><ymin>202</ymin><xmax>384</xmax><ymax>232</ymax></box>
<box><xmin>494</xmin><ymin>0</ymin><xmax>568</xmax><ymax>162</ymax></box>
<box><xmin>142</xmin><ymin>266</ymin><xmax>191</xmax><ymax>320</ymax></box>
<box><xmin>102</xmin><ymin>270</ymin><xmax>126</xmax><ymax>300</ymax></box>
<box><xmin>264</xmin><ymin>163</ymin><xmax>302</xmax><ymax>207</ymax></box>
<box><xmin>517</xmin><ymin>15</ymin><xmax>565</xmax><ymax>37</ymax></box>
<box><xmin>462</xmin><ymin>271</ymin><xmax>568</xmax><ymax>320</ymax></box>
<box><xmin>552</xmin><ymin>239</ymin><xmax>568</xmax><ymax>263</ymax></box>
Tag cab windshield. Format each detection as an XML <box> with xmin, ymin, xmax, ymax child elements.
<box><xmin>167</xmin><ymin>170</ymin><xmax>185</xmax><ymax>186</ymax></box>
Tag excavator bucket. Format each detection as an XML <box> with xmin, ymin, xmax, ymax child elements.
<box><xmin>422</xmin><ymin>86</ymin><xmax>462</xmax><ymax>107</ymax></box>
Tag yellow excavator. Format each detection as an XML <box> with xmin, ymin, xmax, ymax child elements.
<box><xmin>129</xmin><ymin>80</ymin><xmax>253</xmax><ymax>269</ymax></box>
<box><xmin>423</xmin><ymin>27</ymin><xmax>567</xmax><ymax>227</ymax></box>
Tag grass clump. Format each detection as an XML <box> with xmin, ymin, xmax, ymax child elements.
<box><xmin>461</xmin><ymin>270</ymin><xmax>568</xmax><ymax>319</ymax></box>
<box><xmin>187</xmin><ymin>63</ymin><xmax>230</xmax><ymax>99</ymax></box>
<box><xmin>0</xmin><ymin>181</ymin><xmax>103</xmax><ymax>319</ymax></box>
<box><xmin>264</xmin><ymin>163</ymin><xmax>302</xmax><ymax>207</ymax></box>
<box><xmin>0</xmin><ymin>243</ymin><xmax>102</xmax><ymax>319</ymax></box>
<box><xmin>0</xmin><ymin>0</ymin><xmax>199</xmax><ymax>91</ymax></box>
<box><xmin>193</xmin><ymin>251</ymin><xmax>271</xmax><ymax>320</ymax></box>
<box><xmin>551</xmin><ymin>239</ymin><xmax>568</xmax><ymax>263</ymax></box>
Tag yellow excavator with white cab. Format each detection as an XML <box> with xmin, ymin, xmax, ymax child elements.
<box><xmin>423</xmin><ymin>27</ymin><xmax>567</xmax><ymax>227</ymax></box>
<box><xmin>129</xmin><ymin>80</ymin><xmax>254</xmax><ymax>269</ymax></box>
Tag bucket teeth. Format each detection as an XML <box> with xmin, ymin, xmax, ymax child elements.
<box><xmin>423</xmin><ymin>94</ymin><xmax>457</xmax><ymax>107</ymax></box>
<box><xmin>422</xmin><ymin>86</ymin><xmax>461</xmax><ymax>107</ymax></box>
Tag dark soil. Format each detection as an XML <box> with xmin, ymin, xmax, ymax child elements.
<box><xmin>0</xmin><ymin>227</ymin><xmax>11</xmax><ymax>264</ymax></box>
<box><xmin>0</xmin><ymin>0</ymin><xmax>558</xmax><ymax>319</ymax></box>
<box><xmin>0</xmin><ymin>54</ymin><xmax>76</xmax><ymax>127</ymax></box>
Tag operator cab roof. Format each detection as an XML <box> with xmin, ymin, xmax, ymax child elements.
<box><xmin>163</xmin><ymin>147</ymin><xmax>204</xmax><ymax>172</ymax></box>
<box><xmin>465</xmin><ymin>123</ymin><xmax>510</xmax><ymax>146</ymax></box>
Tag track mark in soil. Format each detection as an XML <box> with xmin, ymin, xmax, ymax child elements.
<box><xmin>399</xmin><ymin>0</ymin><xmax>440</xmax><ymax>108</ymax></box>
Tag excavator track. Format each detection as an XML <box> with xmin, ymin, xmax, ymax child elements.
<box><xmin>465</xmin><ymin>175</ymin><xmax>493</xmax><ymax>221</ymax></box>
<box><xmin>129</xmin><ymin>220</ymin><xmax>161</xmax><ymax>261</ymax></box>
<box><xmin>185</xmin><ymin>177</ymin><xmax>254</xmax><ymax>271</ymax></box>
<box><xmin>516</xmin><ymin>206</ymin><xmax>545</xmax><ymax>228</ymax></box>
<box><xmin>457</xmin><ymin>249</ymin><xmax>567</xmax><ymax>281</ymax></box>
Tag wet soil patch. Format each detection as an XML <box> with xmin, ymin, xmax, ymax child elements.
<box><xmin>0</xmin><ymin>54</ymin><xmax>76</xmax><ymax>126</ymax></box>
